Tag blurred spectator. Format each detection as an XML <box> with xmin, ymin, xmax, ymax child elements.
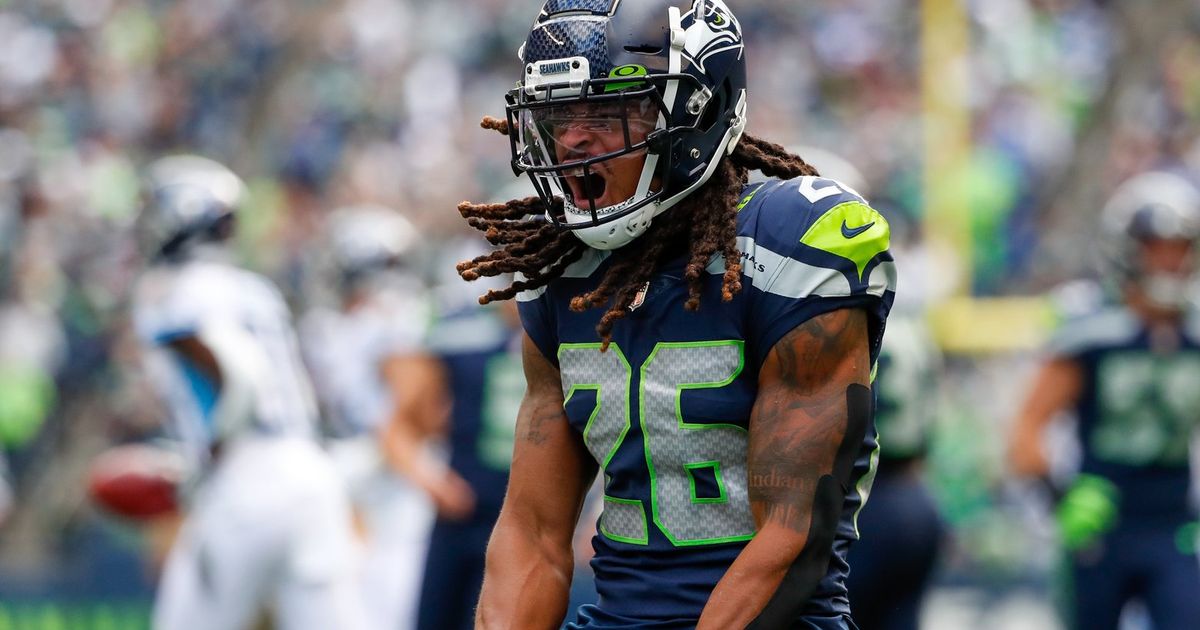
<box><xmin>0</xmin><ymin>1</ymin><xmax>1196</xmax><ymax>627</ymax></box>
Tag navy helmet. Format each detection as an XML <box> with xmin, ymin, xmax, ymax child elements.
<box><xmin>507</xmin><ymin>0</ymin><xmax>748</xmax><ymax>249</ymax></box>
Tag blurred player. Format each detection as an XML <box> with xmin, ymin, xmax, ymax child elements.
<box><xmin>130</xmin><ymin>155</ymin><xmax>364</xmax><ymax>630</ymax></box>
<box><xmin>796</xmin><ymin>152</ymin><xmax>947</xmax><ymax>630</ymax></box>
<box><xmin>414</xmin><ymin>286</ymin><xmax>524</xmax><ymax>630</ymax></box>
<box><xmin>455</xmin><ymin>1</ymin><xmax>895</xmax><ymax>627</ymax></box>
<box><xmin>845</xmin><ymin>314</ymin><xmax>944</xmax><ymax>630</ymax></box>
<box><xmin>1009</xmin><ymin>171</ymin><xmax>1200</xmax><ymax>630</ymax></box>
<box><xmin>300</xmin><ymin>205</ymin><xmax>471</xmax><ymax>630</ymax></box>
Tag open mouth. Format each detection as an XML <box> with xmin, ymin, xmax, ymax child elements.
<box><xmin>565</xmin><ymin>167</ymin><xmax>610</xmax><ymax>209</ymax></box>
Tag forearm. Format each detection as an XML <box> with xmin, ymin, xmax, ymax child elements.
<box><xmin>699</xmin><ymin>523</ymin><xmax>828</xmax><ymax>629</ymax></box>
<box><xmin>477</xmin><ymin>511</ymin><xmax>575</xmax><ymax>629</ymax></box>
<box><xmin>1009</xmin><ymin>416</ymin><xmax>1051</xmax><ymax>478</ymax></box>
<box><xmin>476</xmin><ymin>335</ymin><xmax>594</xmax><ymax>629</ymax></box>
<box><xmin>699</xmin><ymin>442</ymin><xmax>849</xmax><ymax>629</ymax></box>
<box><xmin>702</xmin><ymin>310</ymin><xmax>870</xmax><ymax>628</ymax></box>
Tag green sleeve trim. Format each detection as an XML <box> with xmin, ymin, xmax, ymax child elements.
<box><xmin>799</xmin><ymin>201</ymin><xmax>890</xmax><ymax>281</ymax></box>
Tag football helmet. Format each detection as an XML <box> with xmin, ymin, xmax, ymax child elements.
<box><xmin>507</xmin><ymin>0</ymin><xmax>748</xmax><ymax>250</ymax></box>
<box><xmin>1101</xmin><ymin>170</ymin><xmax>1200</xmax><ymax>310</ymax></box>
<box><xmin>326</xmin><ymin>205</ymin><xmax>418</xmax><ymax>288</ymax></box>
<box><xmin>136</xmin><ymin>155</ymin><xmax>246</xmax><ymax>262</ymax></box>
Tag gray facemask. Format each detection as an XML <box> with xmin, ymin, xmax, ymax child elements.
<box><xmin>1140</xmin><ymin>272</ymin><xmax>1192</xmax><ymax>311</ymax></box>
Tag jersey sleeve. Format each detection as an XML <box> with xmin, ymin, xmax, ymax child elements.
<box><xmin>515</xmin><ymin>277</ymin><xmax>559</xmax><ymax>366</ymax></box>
<box><xmin>132</xmin><ymin>269</ymin><xmax>222</xmax><ymax>346</ymax></box>
<box><xmin>1043</xmin><ymin>308</ymin><xmax>1138</xmax><ymax>361</ymax></box>
<box><xmin>739</xmin><ymin>177</ymin><xmax>897</xmax><ymax>368</ymax></box>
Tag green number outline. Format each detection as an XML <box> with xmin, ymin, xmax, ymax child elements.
<box><xmin>683</xmin><ymin>460</ymin><xmax>728</xmax><ymax>504</ymax></box>
<box><xmin>560</xmin><ymin>342</ymin><xmax>648</xmax><ymax>545</ymax></box>
<box><xmin>640</xmin><ymin>340</ymin><xmax>754</xmax><ymax>546</ymax></box>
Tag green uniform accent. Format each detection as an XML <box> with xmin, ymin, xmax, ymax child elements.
<box><xmin>1056</xmin><ymin>473</ymin><xmax>1119</xmax><ymax>550</ymax></box>
<box><xmin>736</xmin><ymin>183</ymin><xmax>765</xmax><ymax>211</ymax></box>
<box><xmin>605</xmin><ymin>64</ymin><xmax>648</xmax><ymax>92</ymax></box>
<box><xmin>799</xmin><ymin>201</ymin><xmax>890</xmax><ymax>281</ymax></box>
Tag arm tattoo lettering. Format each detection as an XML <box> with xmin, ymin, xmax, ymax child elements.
<box><xmin>748</xmin><ymin>309</ymin><xmax>866</xmax><ymax>534</ymax></box>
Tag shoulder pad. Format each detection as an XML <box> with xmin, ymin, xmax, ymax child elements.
<box><xmin>516</xmin><ymin>248</ymin><xmax>611</xmax><ymax>302</ymax></box>
<box><xmin>736</xmin><ymin>177</ymin><xmax>893</xmax><ymax>298</ymax></box>
<box><xmin>1046</xmin><ymin>306</ymin><xmax>1139</xmax><ymax>357</ymax></box>
<box><xmin>741</xmin><ymin>178</ymin><xmax>888</xmax><ymax>281</ymax></box>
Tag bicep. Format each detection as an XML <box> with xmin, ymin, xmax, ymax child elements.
<box><xmin>748</xmin><ymin>308</ymin><xmax>870</xmax><ymax>531</ymax></box>
<box><xmin>501</xmin><ymin>334</ymin><xmax>596</xmax><ymax>541</ymax></box>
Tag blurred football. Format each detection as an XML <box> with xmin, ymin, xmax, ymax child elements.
<box><xmin>87</xmin><ymin>444</ymin><xmax>185</xmax><ymax>521</ymax></box>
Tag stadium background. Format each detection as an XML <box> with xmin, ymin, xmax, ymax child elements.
<box><xmin>0</xmin><ymin>0</ymin><xmax>1198</xmax><ymax>627</ymax></box>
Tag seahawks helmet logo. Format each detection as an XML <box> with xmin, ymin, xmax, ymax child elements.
<box><xmin>682</xmin><ymin>0</ymin><xmax>743</xmax><ymax>74</ymax></box>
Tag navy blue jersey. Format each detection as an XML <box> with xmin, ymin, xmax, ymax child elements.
<box><xmin>1047</xmin><ymin>306</ymin><xmax>1200</xmax><ymax>523</ymax></box>
<box><xmin>427</xmin><ymin>307</ymin><xmax>524</xmax><ymax>515</ymax></box>
<box><xmin>517</xmin><ymin>177</ymin><xmax>896</xmax><ymax>626</ymax></box>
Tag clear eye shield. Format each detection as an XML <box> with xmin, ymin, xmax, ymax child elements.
<box><xmin>506</xmin><ymin>69</ymin><xmax>706</xmax><ymax>230</ymax></box>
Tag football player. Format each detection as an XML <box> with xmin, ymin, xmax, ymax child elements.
<box><xmin>130</xmin><ymin>156</ymin><xmax>364</xmax><ymax>630</ymax></box>
<box><xmin>300</xmin><ymin>205</ymin><xmax>472</xmax><ymax>630</ymax></box>
<box><xmin>455</xmin><ymin>1</ymin><xmax>896</xmax><ymax>627</ymax></box>
<box><xmin>1009</xmin><ymin>171</ymin><xmax>1200</xmax><ymax>630</ymax></box>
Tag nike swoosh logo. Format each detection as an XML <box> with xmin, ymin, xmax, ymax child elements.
<box><xmin>841</xmin><ymin>220</ymin><xmax>875</xmax><ymax>239</ymax></box>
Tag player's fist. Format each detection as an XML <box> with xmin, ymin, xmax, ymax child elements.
<box><xmin>87</xmin><ymin>443</ymin><xmax>185</xmax><ymax>521</ymax></box>
<box><xmin>1056</xmin><ymin>473</ymin><xmax>1119</xmax><ymax>551</ymax></box>
<box><xmin>431</xmin><ymin>471</ymin><xmax>476</xmax><ymax>521</ymax></box>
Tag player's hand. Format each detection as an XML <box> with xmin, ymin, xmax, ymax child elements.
<box><xmin>430</xmin><ymin>472</ymin><xmax>476</xmax><ymax>521</ymax></box>
<box><xmin>1056</xmin><ymin>474</ymin><xmax>1119</xmax><ymax>551</ymax></box>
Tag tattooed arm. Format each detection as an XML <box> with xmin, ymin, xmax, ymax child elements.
<box><xmin>698</xmin><ymin>309</ymin><xmax>871</xmax><ymax>629</ymax></box>
<box><xmin>477</xmin><ymin>334</ymin><xmax>597</xmax><ymax>630</ymax></box>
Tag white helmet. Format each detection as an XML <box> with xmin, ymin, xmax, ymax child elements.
<box><xmin>1101</xmin><ymin>170</ymin><xmax>1200</xmax><ymax>310</ymax></box>
<box><xmin>326</xmin><ymin>205</ymin><xmax>418</xmax><ymax>288</ymax></box>
<box><xmin>136</xmin><ymin>155</ymin><xmax>246</xmax><ymax>261</ymax></box>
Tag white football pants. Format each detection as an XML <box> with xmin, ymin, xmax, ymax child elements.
<box><xmin>153</xmin><ymin>436</ymin><xmax>366</xmax><ymax>630</ymax></box>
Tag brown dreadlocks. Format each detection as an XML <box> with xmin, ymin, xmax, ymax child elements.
<box><xmin>457</xmin><ymin>116</ymin><xmax>820</xmax><ymax>347</ymax></box>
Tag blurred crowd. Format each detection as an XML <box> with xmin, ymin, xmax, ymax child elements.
<box><xmin>0</xmin><ymin>0</ymin><xmax>1199</xmax><ymax>627</ymax></box>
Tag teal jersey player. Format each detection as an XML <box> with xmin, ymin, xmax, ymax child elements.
<box><xmin>455</xmin><ymin>1</ymin><xmax>896</xmax><ymax>627</ymax></box>
<box><xmin>516</xmin><ymin>178</ymin><xmax>894</xmax><ymax>627</ymax></box>
<box><xmin>1011</xmin><ymin>170</ymin><xmax>1200</xmax><ymax>630</ymax></box>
